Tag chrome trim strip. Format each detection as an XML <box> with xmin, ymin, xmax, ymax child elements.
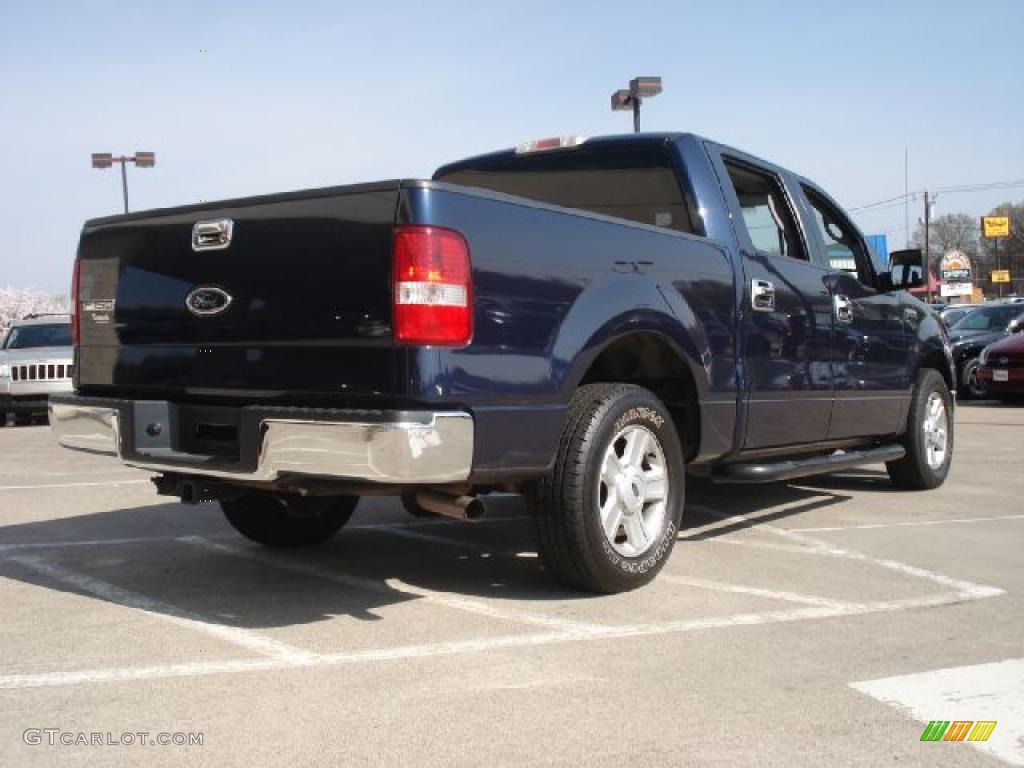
<box><xmin>50</xmin><ymin>402</ymin><xmax>473</xmax><ymax>484</ymax></box>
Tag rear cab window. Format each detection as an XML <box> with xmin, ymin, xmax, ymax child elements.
<box><xmin>434</xmin><ymin>143</ymin><xmax>699</xmax><ymax>235</ymax></box>
<box><xmin>721</xmin><ymin>158</ymin><xmax>808</xmax><ymax>262</ymax></box>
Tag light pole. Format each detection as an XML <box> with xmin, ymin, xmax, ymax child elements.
<box><xmin>611</xmin><ymin>77</ymin><xmax>663</xmax><ymax>133</ymax></box>
<box><xmin>91</xmin><ymin>152</ymin><xmax>155</xmax><ymax>213</ymax></box>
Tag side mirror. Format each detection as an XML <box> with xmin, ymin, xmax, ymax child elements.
<box><xmin>1009</xmin><ymin>317</ymin><xmax>1024</xmax><ymax>334</ymax></box>
<box><xmin>887</xmin><ymin>248</ymin><xmax>925</xmax><ymax>291</ymax></box>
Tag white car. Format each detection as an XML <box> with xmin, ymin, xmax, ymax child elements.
<box><xmin>0</xmin><ymin>314</ymin><xmax>74</xmax><ymax>426</ymax></box>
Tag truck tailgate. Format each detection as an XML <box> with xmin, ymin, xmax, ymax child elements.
<box><xmin>75</xmin><ymin>182</ymin><xmax>404</xmax><ymax>402</ymax></box>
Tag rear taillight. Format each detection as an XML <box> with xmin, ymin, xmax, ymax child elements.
<box><xmin>70</xmin><ymin>257</ymin><xmax>81</xmax><ymax>346</ymax></box>
<box><xmin>392</xmin><ymin>225</ymin><xmax>472</xmax><ymax>346</ymax></box>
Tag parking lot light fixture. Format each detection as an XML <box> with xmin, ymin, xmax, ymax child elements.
<box><xmin>90</xmin><ymin>152</ymin><xmax>156</xmax><ymax>213</ymax></box>
<box><xmin>610</xmin><ymin>76</ymin><xmax>663</xmax><ymax>132</ymax></box>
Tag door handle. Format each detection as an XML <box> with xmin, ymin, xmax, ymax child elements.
<box><xmin>751</xmin><ymin>279</ymin><xmax>775</xmax><ymax>312</ymax></box>
<box><xmin>834</xmin><ymin>295</ymin><xmax>854</xmax><ymax>324</ymax></box>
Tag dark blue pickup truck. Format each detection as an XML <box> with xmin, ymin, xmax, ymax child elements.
<box><xmin>52</xmin><ymin>133</ymin><xmax>955</xmax><ymax>592</ymax></box>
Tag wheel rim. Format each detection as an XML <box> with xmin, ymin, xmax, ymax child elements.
<box><xmin>597</xmin><ymin>425</ymin><xmax>669</xmax><ymax>558</ymax></box>
<box><xmin>966</xmin><ymin>363</ymin><xmax>985</xmax><ymax>398</ymax></box>
<box><xmin>922</xmin><ymin>391</ymin><xmax>949</xmax><ymax>470</ymax></box>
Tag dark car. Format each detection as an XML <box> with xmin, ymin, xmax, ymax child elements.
<box><xmin>977</xmin><ymin>333</ymin><xmax>1024</xmax><ymax>401</ymax></box>
<box><xmin>947</xmin><ymin>304</ymin><xmax>1024</xmax><ymax>398</ymax></box>
<box><xmin>938</xmin><ymin>303</ymin><xmax>977</xmax><ymax>329</ymax></box>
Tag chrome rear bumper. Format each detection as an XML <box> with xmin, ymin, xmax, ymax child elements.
<box><xmin>49</xmin><ymin>397</ymin><xmax>474</xmax><ymax>484</ymax></box>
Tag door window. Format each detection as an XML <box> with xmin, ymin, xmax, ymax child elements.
<box><xmin>723</xmin><ymin>159</ymin><xmax>807</xmax><ymax>261</ymax></box>
<box><xmin>802</xmin><ymin>186</ymin><xmax>876</xmax><ymax>287</ymax></box>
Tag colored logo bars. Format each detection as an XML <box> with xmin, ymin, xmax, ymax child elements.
<box><xmin>920</xmin><ymin>721</ymin><xmax>997</xmax><ymax>742</ymax></box>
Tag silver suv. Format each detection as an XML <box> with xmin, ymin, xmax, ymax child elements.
<box><xmin>0</xmin><ymin>314</ymin><xmax>73</xmax><ymax>426</ymax></box>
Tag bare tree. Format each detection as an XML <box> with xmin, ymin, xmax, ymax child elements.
<box><xmin>0</xmin><ymin>287</ymin><xmax>69</xmax><ymax>335</ymax></box>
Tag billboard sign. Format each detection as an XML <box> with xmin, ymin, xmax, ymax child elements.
<box><xmin>981</xmin><ymin>216</ymin><xmax>1010</xmax><ymax>239</ymax></box>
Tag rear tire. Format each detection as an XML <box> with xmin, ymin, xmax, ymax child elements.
<box><xmin>887</xmin><ymin>369</ymin><xmax>954</xmax><ymax>490</ymax></box>
<box><xmin>527</xmin><ymin>383</ymin><xmax>685</xmax><ymax>594</ymax></box>
<box><xmin>220</xmin><ymin>491</ymin><xmax>358</xmax><ymax>547</ymax></box>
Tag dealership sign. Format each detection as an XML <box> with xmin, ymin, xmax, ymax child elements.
<box><xmin>940</xmin><ymin>282</ymin><xmax>973</xmax><ymax>297</ymax></box>
<box><xmin>939</xmin><ymin>250</ymin><xmax>972</xmax><ymax>282</ymax></box>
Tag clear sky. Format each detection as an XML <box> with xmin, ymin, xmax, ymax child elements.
<box><xmin>2</xmin><ymin>0</ymin><xmax>1022</xmax><ymax>291</ymax></box>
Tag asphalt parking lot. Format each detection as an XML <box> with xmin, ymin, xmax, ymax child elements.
<box><xmin>0</xmin><ymin>403</ymin><xmax>1022</xmax><ymax>767</ymax></box>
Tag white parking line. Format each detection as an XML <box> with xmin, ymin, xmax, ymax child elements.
<box><xmin>0</xmin><ymin>587</ymin><xmax>1000</xmax><ymax>691</ymax></box>
<box><xmin>178</xmin><ymin>536</ymin><xmax>612</xmax><ymax>635</ymax></box>
<box><xmin>0</xmin><ymin>479</ymin><xmax>150</xmax><ymax>492</ymax></box>
<box><xmin>852</xmin><ymin>658</ymin><xmax>1024</xmax><ymax>766</ymax></box>
<box><xmin>791</xmin><ymin>513</ymin><xmax>1024</xmax><ymax>533</ymax></box>
<box><xmin>688</xmin><ymin>505</ymin><xmax>1006</xmax><ymax>599</ymax></box>
<box><xmin>348</xmin><ymin>514</ymin><xmax>528</xmax><ymax>532</ymax></box>
<box><xmin>656</xmin><ymin>574</ymin><xmax>855</xmax><ymax>609</ymax></box>
<box><xmin>381</xmin><ymin>525</ymin><xmax>493</xmax><ymax>549</ymax></box>
<box><xmin>9</xmin><ymin>555</ymin><xmax>318</xmax><ymax>664</ymax></box>
<box><xmin>0</xmin><ymin>496</ymin><xmax>1008</xmax><ymax>691</ymax></box>
<box><xmin>0</xmin><ymin>535</ymin><xmax>191</xmax><ymax>554</ymax></box>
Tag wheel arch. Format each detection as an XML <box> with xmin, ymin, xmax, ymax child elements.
<box><xmin>575</xmin><ymin>330</ymin><xmax>702</xmax><ymax>461</ymax></box>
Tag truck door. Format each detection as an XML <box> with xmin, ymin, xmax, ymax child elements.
<box><xmin>716</xmin><ymin>156</ymin><xmax>835</xmax><ymax>449</ymax></box>
<box><xmin>797</xmin><ymin>184</ymin><xmax>911</xmax><ymax>438</ymax></box>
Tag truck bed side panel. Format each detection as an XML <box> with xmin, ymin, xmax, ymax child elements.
<box><xmin>399</xmin><ymin>184</ymin><xmax>738</xmax><ymax>477</ymax></box>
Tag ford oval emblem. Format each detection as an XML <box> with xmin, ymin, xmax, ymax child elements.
<box><xmin>185</xmin><ymin>286</ymin><xmax>233</xmax><ymax>317</ymax></box>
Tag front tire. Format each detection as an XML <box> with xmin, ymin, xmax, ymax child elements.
<box><xmin>960</xmin><ymin>357</ymin><xmax>985</xmax><ymax>399</ymax></box>
<box><xmin>528</xmin><ymin>384</ymin><xmax>685</xmax><ymax>593</ymax></box>
<box><xmin>220</xmin><ymin>491</ymin><xmax>358</xmax><ymax>547</ymax></box>
<box><xmin>887</xmin><ymin>369</ymin><xmax>954</xmax><ymax>490</ymax></box>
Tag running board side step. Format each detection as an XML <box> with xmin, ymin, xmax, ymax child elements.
<box><xmin>709</xmin><ymin>444</ymin><xmax>905</xmax><ymax>484</ymax></box>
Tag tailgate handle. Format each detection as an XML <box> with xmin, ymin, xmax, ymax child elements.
<box><xmin>192</xmin><ymin>219</ymin><xmax>234</xmax><ymax>252</ymax></box>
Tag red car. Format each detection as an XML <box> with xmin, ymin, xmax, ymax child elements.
<box><xmin>978</xmin><ymin>332</ymin><xmax>1024</xmax><ymax>400</ymax></box>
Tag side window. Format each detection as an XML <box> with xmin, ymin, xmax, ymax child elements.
<box><xmin>802</xmin><ymin>186</ymin><xmax>875</xmax><ymax>287</ymax></box>
<box><xmin>723</xmin><ymin>159</ymin><xmax>807</xmax><ymax>261</ymax></box>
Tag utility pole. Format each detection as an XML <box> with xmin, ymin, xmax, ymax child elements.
<box><xmin>923</xmin><ymin>190</ymin><xmax>931</xmax><ymax>302</ymax></box>
<box><xmin>994</xmin><ymin>236</ymin><xmax>1002</xmax><ymax>299</ymax></box>
<box><xmin>904</xmin><ymin>148</ymin><xmax>909</xmax><ymax>248</ymax></box>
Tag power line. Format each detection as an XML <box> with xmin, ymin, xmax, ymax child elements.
<box><xmin>849</xmin><ymin>198</ymin><xmax>918</xmax><ymax>216</ymax></box>
<box><xmin>848</xmin><ymin>192</ymin><xmax>920</xmax><ymax>213</ymax></box>
<box><xmin>848</xmin><ymin>177</ymin><xmax>1024</xmax><ymax>212</ymax></box>
<box><xmin>933</xmin><ymin>179</ymin><xmax>1024</xmax><ymax>195</ymax></box>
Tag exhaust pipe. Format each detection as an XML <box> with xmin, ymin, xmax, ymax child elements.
<box><xmin>415</xmin><ymin>491</ymin><xmax>486</xmax><ymax>521</ymax></box>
